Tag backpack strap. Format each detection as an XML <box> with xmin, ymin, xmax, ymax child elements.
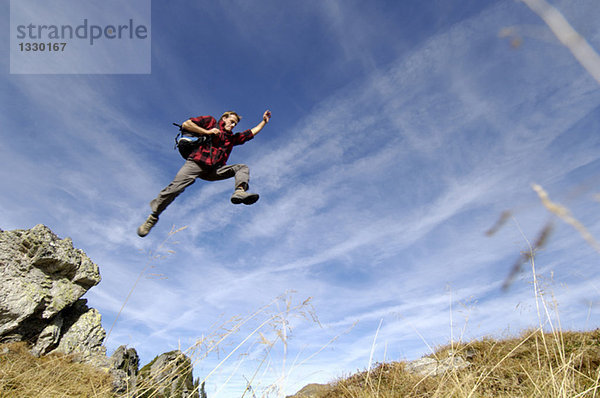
<box><xmin>173</xmin><ymin>123</ymin><xmax>183</xmax><ymax>149</ymax></box>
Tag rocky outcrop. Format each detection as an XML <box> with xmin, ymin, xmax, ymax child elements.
<box><xmin>31</xmin><ymin>298</ymin><xmax>106</xmax><ymax>360</ymax></box>
<box><xmin>0</xmin><ymin>224</ymin><xmax>199</xmax><ymax>397</ymax></box>
<box><xmin>0</xmin><ymin>224</ymin><xmax>103</xmax><ymax>360</ymax></box>
<box><xmin>111</xmin><ymin>345</ymin><xmax>140</xmax><ymax>393</ymax></box>
<box><xmin>52</xmin><ymin>299</ymin><xmax>107</xmax><ymax>360</ymax></box>
<box><xmin>138</xmin><ymin>350</ymin><xmax>200</xmax><ymax>398</ymax></box>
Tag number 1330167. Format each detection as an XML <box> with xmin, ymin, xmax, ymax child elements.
<box><xmin>18</xmin><ymin>42</ymin><xmax>67</xmax><ymax>51</ymax></box>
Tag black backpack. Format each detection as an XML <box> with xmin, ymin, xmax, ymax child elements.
<box><xmin>173</xmin><ymin>123</ymin><xmax>212</xmax><ymax>159</ymax></box>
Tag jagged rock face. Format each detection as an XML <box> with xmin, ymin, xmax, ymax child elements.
<box><xmin>50</xmin><ymin>299</ymin><xmax>107</xmax><ymax>359</ymax></box>
<box><xmin>138</xmin><ymin>350</ymin><xmax>199</xmax><ymax>398</ymax></box>
<box><xmin>111</xmin><ymin>345</ymin><xmax>140</xmax><ymax>393</ymax></box>
<box><xmin>0</xmin><ymin>224</ymin><xmax>103</xmax><ymax>360</ymax></box>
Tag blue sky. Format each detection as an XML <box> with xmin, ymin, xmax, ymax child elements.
<box><xmin>2</xmin><ymin>0</ymin><xmax>600</xmax><ymax>396</ymax></box>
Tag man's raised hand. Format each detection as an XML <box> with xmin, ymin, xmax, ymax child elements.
<box><xmin>263</xmin><ymin>110</ymin><xmax>271</xmax><ymax>123</ymax></box>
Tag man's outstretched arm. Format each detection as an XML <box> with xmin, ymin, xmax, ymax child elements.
<box><xmin>250</xmin><ymin>110</ymin><xmax>271</xmax><ymax>136</ymax></box>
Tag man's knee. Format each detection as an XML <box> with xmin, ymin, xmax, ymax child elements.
<box><xmin>163</xmin><ymin>176</ymin><xmax>195</xmax><ymax>195</ymax></box>
<box><xmin>235</xmin><ymin>164</ymin><xmax>250</xmax><ymax>176</ymax></box>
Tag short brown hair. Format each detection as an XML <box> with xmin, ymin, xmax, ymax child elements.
<box><xmin>220</xmin><ymin>111</ymin><xmax>241</xmax><ymax>122</ymax></box>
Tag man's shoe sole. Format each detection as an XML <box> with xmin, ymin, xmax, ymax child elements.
<box><xmin>243</xmin><ymin>193</ymin><xmax>259</xmax><ymax>205</ymax></box>
<box><xmin>231</xmin><ymin>193</ymin><xmax>259</xmax><ymax>205</ymax></box>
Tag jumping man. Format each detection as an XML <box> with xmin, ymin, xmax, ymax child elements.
<box><xmin>137</xmin><ymin>109</ymin><xmax>271</xmax><ymax>237</ymax></box>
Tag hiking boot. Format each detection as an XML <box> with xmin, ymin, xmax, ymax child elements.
<box><xmin>137</xmin><ymin>214</ymin><xmax>158</xmax><ymax>237</ymax></box>
<box><xmin>230</xmin><ymin>189</ymin><xmax>259</xmax><ymax>205</ymax></box>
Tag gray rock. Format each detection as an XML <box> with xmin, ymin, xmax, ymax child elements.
<box><xmin>31</xmin><ymin>314</ymin><xmax>64</xmax><ymax>356</ymax></box>
<box><xmin>405</xmin><ymin>354</ymin><xmax>470</xmax><ymax>377</ymax></box>
<box><xmin>405</xmin><ymin>357</ymin><xmax>438</xmax><ymax>376</ymax></box>
<box><xmin>0</xmin><ymin>225</ymin><xmax>105</xmax><ymax>366</ymax></box>
<box><xmin>49</xmin><ymin>299</ymin><xmax>106</xmax><ymax>362</ymax></box>
<box><xmin>110</xmin><ymin>345</ymin><xmax>140</xmax><ymax>393</ymax></box>
<box><xmin>0</xmin><ymin>225</ymin><xmax>101</xmax><ymax>341</ymax></box>
<box><xmin>138</xmin><ymin>350</ymin><xmax>199</xmax><ymax>398</ymax></box>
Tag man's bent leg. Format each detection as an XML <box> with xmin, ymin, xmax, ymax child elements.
<box><xmin>202</xmin><ymin>164</ymin><xmax>258</xmax><ymax>205</ymax></box>
<box><xmin>150</xmin><ymin>159</ymin><xmax>203</xmax><ymax>215</ymax></box>
<box><xmin>216</xmin><ymin>164</ymin><xmax>259</xmax><ymax>205</ymax></box>
<box><xmin>138</xmin><ymin>160</ymin><xmax>203</xmax><ymax>237</ymax></box>
<box><xmin>209</xmin><ymin>163</ymin><xmax>250</xmax><ymax>190</ymax></box>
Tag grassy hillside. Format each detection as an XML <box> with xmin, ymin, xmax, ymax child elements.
<box><xmin>294</xmin><ymin>329</ymin><xmax>600</xmax><ymax>398</ymax></box>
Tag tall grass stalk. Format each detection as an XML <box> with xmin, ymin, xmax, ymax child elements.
<box><xmin>365</xmin><ymin>318</ymin><xmax>383</xmax><ymax>392</ymax></box>
<box><xmin>521</xmin><ymin>0</ymin><xmax>600</xmax><ymax>85</ymax></box>
<box><xmin>105</xmin><ymin>225</ymin><xmax>187</xmax><ymax>345</ymax></box>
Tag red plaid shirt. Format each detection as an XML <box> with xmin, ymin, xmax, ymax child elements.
<box><xmin>187</xmin><ymin>115</ymin><xmax>254</xmax><ymax>168</ymax></box>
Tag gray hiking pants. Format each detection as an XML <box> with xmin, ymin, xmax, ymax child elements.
<box><xmin>149</xmin><ymin>160</ymin><xmax>250</xmax><ymax>216</ymax></box>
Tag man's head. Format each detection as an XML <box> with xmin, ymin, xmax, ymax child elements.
<box><xmin>220</xmin><ymin>111</ymin><xmax>241</xmax><ymax>132</ymax></box>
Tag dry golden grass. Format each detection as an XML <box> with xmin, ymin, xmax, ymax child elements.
<box><xmin>0</xmin><ymin>341</ymin><xmax>113</xmax><ymax>398</ymax></box>
<box><xmin>320</xmin><ymin>328</ymin><xmax>600</xmax><ymax>398</ymax></box>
